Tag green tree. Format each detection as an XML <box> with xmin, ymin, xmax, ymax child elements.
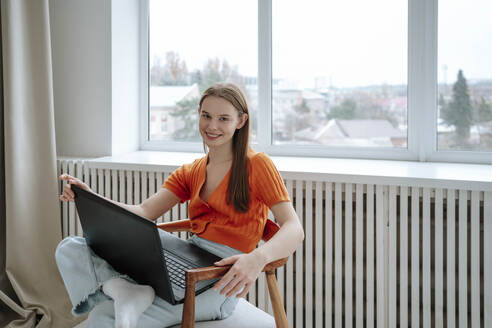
<box><xmin>329</xmin><ymin>94</ymin><xmax>399</xmax><ymax>127</ymax></box>
<box><xmin>200</xmin><ymin>58</ymin><xmax>223</xmax><ymax>90</ymax></box>
<box><xmin>170</xmin><ymin>97</ymin><xmax>201</xmax><ymax>141</ymax></box>
<box><xmin>473</xmin><ymin>97</ymin><xmax>492</xmax><ymax>147</ymax></box>
<box><xmin>150</xmin><ymin>56</ymin><xmax>166</xmax><ymax>86</ymax></box>
<box><xmin>438</xmin><ymin>93</ymin><xmax>446</xmax><ymax>113</ymax></box>
<box><xmin>199</xmin><ymin>57</ymin><xmax>245</xmax><ymax>92</ymax></box>
<box><xmin>150</xmin><ymin>52</ymin><xmax>188</xmax><ymax>86</ymax></box>
<box><xmin>328</xmin><ymin>98</ymin><xmax>357</xmax><ymax>120</ymax></box>
<box><xmin>441</xmin><ymin>70</ymin><xmax>473</xmax><ymax>144</ymax></box>
<box><xmin>163</xmin><ymin>52</ymin><xmax>188</xmax><ymax>85</ymax></box>
<box><xmin>292</xmin><ymin>99</ymin><xmax>312</xmax><ymax>131</ymax></box>
<box><xmin>438</xmin><ymin>93</ymin><xmax>447</xmax><ymax>129</ymax></box>
<box><xmin>474</xmin><ymin>96</ymin><xmax>492</xmax><ymax>123</ymax></box>
<box><xmin>190</xmin><ymin>69</ymin><xmax>203</xmax><ymax>89</ymax></box>
<box><xmin>295</xmin><ymin>99</ymin><xmax>310</xmax><ymax>114</ymax></box>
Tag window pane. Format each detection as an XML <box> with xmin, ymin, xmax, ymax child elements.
<box><xmin>149</xmin><ymin>0</ymin><xmax>257</xmax><ymax>142</ymax></box>
<box><xmin>437</xmin><ymin>0</ymin><xmax>492</xmax><ymax>151</ymax></box>
<box><xmin>272</xmin><ymin>0</ymin><xmax>407</xmax><ymax>148</ymax></box>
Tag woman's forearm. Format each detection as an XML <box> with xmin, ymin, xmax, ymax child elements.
<box><xmin>252</xmin><ymin>218</ymin><xmax>304</xmax><ymax>265</ymax></box>
<box><xmin>118</xmin><ymin>203</ymin><xmax>149</xmax><ymax>219</ymax></box>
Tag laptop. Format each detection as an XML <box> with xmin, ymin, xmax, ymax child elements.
<box><xmin>70</xmin><ymin>184</ymin><xmax>222</xmax><ymax>305</ymax></box>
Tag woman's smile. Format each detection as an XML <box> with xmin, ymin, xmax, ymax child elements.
<box><xmin>204</xmin><ymin>131</ymin><xmax>223</xmax><ymax>141</ymax></box>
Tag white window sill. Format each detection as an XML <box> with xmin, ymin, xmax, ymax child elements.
<box><xmin>80</xmin><ymin>151</ymin><xmax>492</xmax><ymax>192</ymax></box>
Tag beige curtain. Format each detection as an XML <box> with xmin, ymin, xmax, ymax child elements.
<box><xmin>1</xmin><ymin>0</ymin><xmax>82</xmax><ymax>327</ymax></box>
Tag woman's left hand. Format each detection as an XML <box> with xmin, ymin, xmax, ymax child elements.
<box><xmin>213</xmin><ymin>252</ymin><xmax>267</xmax><ymax>298</ymax></box>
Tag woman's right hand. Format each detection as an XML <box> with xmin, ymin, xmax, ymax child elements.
<box><xmin>58</xmin><ymin>174</ymin><xmax>91</xmax><ymax>202</ymax></box>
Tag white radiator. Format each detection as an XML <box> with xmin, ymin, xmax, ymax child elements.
<box><xmin>57</xmin><ymin>158</ymin><xmax>491</xmax><ymax>328</ymax></box>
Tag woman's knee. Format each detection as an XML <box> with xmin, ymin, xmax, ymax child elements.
<box><xmin>55</xmin><ymin>236</ymin><xmax>89</xmax><ymax>269</ymax></box>
<box><xmin>56</xmin><ymin>236</ymin><xmax>86</xmax><ymax>256</ymax></box>
<box><xmin>86</xmin><ymin>300</ymin><xmax>115</xmax><ymax>327</ymax></box>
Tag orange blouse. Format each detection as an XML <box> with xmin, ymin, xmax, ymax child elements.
<box><xmin>162</xmin><ymin>152</ymin><xmax>290</xmax><ymax>253</ymax></box>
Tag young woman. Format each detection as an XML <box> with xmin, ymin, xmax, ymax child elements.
<box><xmin>56</xmin><ymin>83</ymin><xmax>304</xmax><ymax>328</ymax></box>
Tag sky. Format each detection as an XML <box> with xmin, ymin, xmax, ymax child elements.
<box><xmin>438</xmin><ymin>0</ymin><xmax>492</xmax><ymax>84</ymax></box>
<box><xmin>149</xmin><ymin>0</ymin><xmax>492</xmax><ymax>89</ymax></box>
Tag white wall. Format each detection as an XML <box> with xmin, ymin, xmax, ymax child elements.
<box><xmin>50</xmin><ymin>0</ymin><xmax>140</xmax><ymax>158</ymax></box>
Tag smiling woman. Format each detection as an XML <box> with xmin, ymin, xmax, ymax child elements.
<box><xmin>198</xmin><ymin>84</ymin><xmax>251</xmax><ymax>213</ymax></box>
<box><xmin>55</xmin><ymin>83</ymin><xmax>304</xmax><ymax>327</ymax></box>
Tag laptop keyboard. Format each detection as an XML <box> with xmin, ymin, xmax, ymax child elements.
<box><xmin>164</xmin><ymin>250</ymin><xmax>194</xmax><ymax>289</ymax></box>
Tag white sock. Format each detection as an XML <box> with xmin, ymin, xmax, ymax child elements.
<box><xmin>102</xmin><ymin>277</ymin><xmax>155</xmax><ymax>328</ymax></box>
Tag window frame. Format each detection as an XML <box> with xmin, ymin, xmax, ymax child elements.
<box><xmin>139</xmin><ymin>0</ymin><xmax>492</xmax><ymax>164</ymax></box>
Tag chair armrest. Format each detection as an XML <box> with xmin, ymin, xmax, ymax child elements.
<box><xmin>157</xmin><ymin>219</ymin><xmax>192</xmax><ymax>232</ymax></box>
<box><xmin>182</xmin><ymin>258</ymin><xmax>289</xmax><ymax>328</ymax></box>
<box><xmin>263</xmin><ymin>257</ymin><xmax>288</xmax><ymax>272</ymax></box>
<box><xmin>185</xmin><ymin>265</ymin><xmax>232</xmax><ymax>282</ymax></box>
<box><xmin>186</xmin><ymin>257</ymin><xmax>288</xmax><ymax>283</ymax></box>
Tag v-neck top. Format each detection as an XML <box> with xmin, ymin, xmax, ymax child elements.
<box><xmin>163</xmin><ymin>151</ymin><xmax>290</xmax><ymax>253</ymax></box>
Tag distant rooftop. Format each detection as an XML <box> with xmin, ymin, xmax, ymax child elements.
<box><xmin>150</xmin><ymin>84</ymin><xmax>200</xmax><ymax>107</ymax></box>
<box><xmin>302</xmin><ymin>90</ymin><xmax>324</xmax><ymax>100</ymax></box>
<box><xmin>336</xmin><ymin>119</ymin><xmax>406</xmax><ymax>138</ymax></box>
<box><xmin>296</xmin><ymin>119</ymin><xmax>406</xmax><ymax>142</ymax></box>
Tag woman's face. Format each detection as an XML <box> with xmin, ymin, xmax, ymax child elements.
<box><xmin>198</xmin><ymin>96</ymin><xmax>247</xmax><ymax>150</ymax></box>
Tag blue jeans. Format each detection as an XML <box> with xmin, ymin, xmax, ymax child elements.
<box><xmin>55</xmin><ymin>230</ymin><xmax>242</xmax><ymax>327</ymax></box>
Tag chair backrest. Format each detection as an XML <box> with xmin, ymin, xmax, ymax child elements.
<box><xmin>262</xmin><ymin>219</ymin><xmax>279</xmax><ymax>242</ymax></box>
<box><xmin>158</xmin><ymin>218</ymin><xmax>280</xmax><ymax>244</ymax></box>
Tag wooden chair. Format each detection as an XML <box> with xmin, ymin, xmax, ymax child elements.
<box><xmin>157</xmin><ymin>219</ymin><xmax>289</xmax><ymax>328</ymax></box>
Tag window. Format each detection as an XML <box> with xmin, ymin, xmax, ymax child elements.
<box><xmin>141</xmin><ymin>0</ymin><xmax>492</xmax><ymax>163</ymax></box>
<box><xmin>148</xmin><ymin>0</ymin><xmax>257</xmax><ymax>143</ymax></box>
<box><xmin>437</xmin><ymin>0</ymin><xmax>492</xmax><ymax>152</ymax></box>
<box><xmin>272</xmin><ymin>0</ymin><xmax>407</xmax><ymax>148</ymax></box>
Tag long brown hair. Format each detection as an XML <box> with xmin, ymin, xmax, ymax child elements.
<box><xmin>199</xmin><ymin>83</ymin><xmax>250</xmax><ymax>213</ymax></box>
